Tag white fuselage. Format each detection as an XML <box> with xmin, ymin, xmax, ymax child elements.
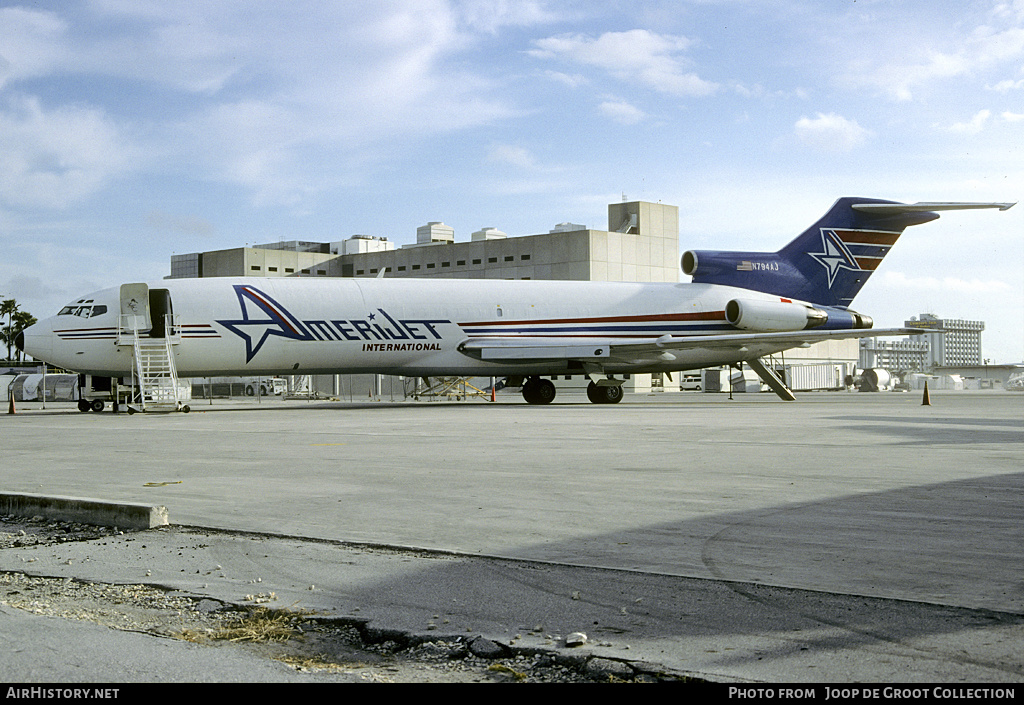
<box><xmin>22</xmin><ymin>276</ymin><xmax>788</xmax><ymax>378</ymax></box>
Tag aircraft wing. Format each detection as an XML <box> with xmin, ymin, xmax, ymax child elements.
<box><xmin>458</xmin><ymin>327</ymin><xmax>932</xmax><ymax>365</ymax></box>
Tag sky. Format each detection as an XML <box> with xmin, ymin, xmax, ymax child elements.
<box><xmin>1</xmin><ymin>0</ymin><xmax>1022</xmax><ymax>362</ymax></box>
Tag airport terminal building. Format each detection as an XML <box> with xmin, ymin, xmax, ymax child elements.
<box><xmin>169</xmin><ymin>200</ymin><xmax>681</xmax><ymax>284</ymax></box>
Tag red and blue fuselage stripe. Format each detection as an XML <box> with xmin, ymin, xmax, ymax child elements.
<box><xmin>458</xmin><ymin>310</ymin><xmax>731</xmax><ymax>337</ymax></box>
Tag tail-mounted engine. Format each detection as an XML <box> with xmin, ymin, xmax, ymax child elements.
<box><xmin>725</xmin><ymin>298</ymin><xmax>827</xmax><ymax>332</ymax></box>
<box><xmin>724</xmin><ymin>298</ymin><xmax>874</xmax><ymax>332</ymax></box>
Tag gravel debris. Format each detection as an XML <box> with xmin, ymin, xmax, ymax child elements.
<box><xmin>0</xmin><ymin>515</ymin><xmax>671</xmax><ymax>683</ymax></box>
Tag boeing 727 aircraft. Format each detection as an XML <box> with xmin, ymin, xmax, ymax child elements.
<box><xmin>16</xmin><ymin>197</ymin><xmax>1014</xmax><ymax>406</ymax></box>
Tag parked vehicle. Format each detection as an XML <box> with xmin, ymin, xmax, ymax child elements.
<box><xmin>245</xmin><ymin>377</ymin><xmax>287</xmax><ymax>396</ymax></box>
<box><xmin>680</xmin><ymin>375</ymin><xmax>702</xmax><ymax>391</ymax></box>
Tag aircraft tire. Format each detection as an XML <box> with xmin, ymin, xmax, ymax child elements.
<box><xmin>245</xmin><ymin>385</ymin><xmax>255</xmax><ymax>396</ymax></box>
<box><xmin>587</xmin><ymin>381</ymin><xmax>623</xmax><ymax>404</ymax></box>
<box><xmin>602</xmin><ymin>384</ymin><xmax>624</xmax><ymax>404</ymax></box>
<box><xmin>523</xmin><ymin>378</ymin><xmax>556</xmax><ymax>405</ymax></box>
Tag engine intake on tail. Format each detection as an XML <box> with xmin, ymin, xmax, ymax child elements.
<box><xmin>725</xmin><ymin>298</ymin><xmax>828</xmax><ymax>331</ymax></box>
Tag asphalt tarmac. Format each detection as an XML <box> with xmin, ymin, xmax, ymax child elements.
<box><xmin>1</xmin><ymin>389</ymin><xmax>1022</xmax><ymax>683</ymax></box>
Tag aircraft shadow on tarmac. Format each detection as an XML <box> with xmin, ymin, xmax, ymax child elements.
<box><xmin>247</xmin><ymin>470</ymin><xmax>1024</xmax><ymax>681</ymax></box>
<box><xmin>832</xmin><ymin>414</ymin><xmax>1023</xmax><ymax>445</ymax></box>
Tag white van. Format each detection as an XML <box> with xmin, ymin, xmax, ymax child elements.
<box><xmin>680</xmin><ymin>374</ymin><xmax>702</xmax><ymax>391</ymax></box>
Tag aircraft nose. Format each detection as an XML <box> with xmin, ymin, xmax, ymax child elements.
<box><xmin>18</xmin><ymin>320</ymin><xmax>53</xmax><ymax>362</ymax></box>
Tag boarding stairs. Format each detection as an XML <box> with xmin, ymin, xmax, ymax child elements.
<box><xmin>119</xmin><ymin>314</ymin><xmax>189</xmax><ymax>413</ymax></box>
<box><xmin>746</xmin><ymin>354</ymin><xmax>796</xmax><ymax>401</ymax></box>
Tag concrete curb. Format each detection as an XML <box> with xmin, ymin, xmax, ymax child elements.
<box><xmin>0</xmin><ymin>492</ymin><xmax>169</xmax><ymax>530</ymax></box>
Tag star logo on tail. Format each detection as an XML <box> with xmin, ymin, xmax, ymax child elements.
<box><xmin>216</xmin><ymin>285</ymin><xmax>313</xmax><ymax>362</ymax></box>
<box><xmin>808</xmin><ymin>229</ymin><xmax>861</xmax><ymax>288</ymax></box>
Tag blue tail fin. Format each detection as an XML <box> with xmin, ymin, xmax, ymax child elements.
<box><xmin>683</xmin><ymin>197</ymin><xmax>939</xmax><ymax>308</ymax></box>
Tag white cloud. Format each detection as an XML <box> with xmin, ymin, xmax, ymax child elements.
<box><xmin>542</xmin><ymin>70</ymin><xmax>589</xmax><ymax>89</ymax></box>
<box><xmin>864</xmin><ymin>51</ymin><xmax>969</xmax><ymax>102</ymax></box>
<box><xmin>488</xmin><ymin>144</ymin><xmax>538</xmax><ymax>169</ymax></box>
<box><xmin>0</xmin><ymin>2</ymin><xmax>245</xmax><ymax>95</ymax></box>
<box><xmin>21</xmin><ymin>2</ymin><xmax>522</xmax><ymax>206</ymax></box>
<box><xmin>455</xmin><ymin>0</ymin><xmax>562</xmax><ymax>34</ymax></box>
<box><xmin>969</xmin><ymin>23</ymin><xmax>1024</xmax><ymax>64</ymax></box>
<box><xmin>529</xmin><ymin>29</ymin><xmax>718</xmax><ymax>97</ymax></box>
<box><xmin>990</xmin><ymin>0</ymin><xmax>1024</xmax><ymax>23</ymax></box>
<box><xmin>0</xmin><ymin>7</ymin><xmax>68</xmax><ymax>88</ymax></box>
<box><xmin>989</xmin><ymin>77</ymin><xmax>1024</xmax><ymax>91</ymax></box>
<box><xmin>598</xmin><ymin>99</ymin><xmax>646</xmax><ymax>125</ymax></box>
<box><xmin>832</xmin><ymin>3</ymin><xmax>1024</xmax><ymax>102</ymax></box>
<box><xmin>1002</xmin><ymin>110</ymin><xmax>1024</xmax><ymax>121</ymax></box>
<box><xmin>949</xmin><ymin>109</ymin><xmax>993</xmax><ymax>134</ymax></box>
<box><xmin>0</xmin><ymin>96</ymin><xmax>132</xmax><ymax>209</ymax></box>
<box><xmin>794</xmin><ymin>113</ymin><xmax>871</xmax><ymax>152</ymax></box>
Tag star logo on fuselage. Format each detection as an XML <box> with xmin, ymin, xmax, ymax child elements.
<box><xmin>808</xmin><ymin>229</ymin><xmax>861</xmax><ymax>288</ymax></box>
<box><xmin>216</xmin><ymin>285</ymin><xmax>313</xmax><ymax>362</ymax></box>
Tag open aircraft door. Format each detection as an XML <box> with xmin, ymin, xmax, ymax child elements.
<box><xmin>119</xmin><ymin>284</ymin><xmax>174</xmax><ymax>338</ymax></box>
<box><xmin>148</xmin><ymin>288</ymin><xmax>174</xmax><ymax>338</ymax></box>
<box><xmin>120</xmin><ymin>283</ymin><xmax>152</xmax><ymax>333</ymax></box>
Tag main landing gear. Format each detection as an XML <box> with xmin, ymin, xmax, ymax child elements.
<box><xmin>586</xmin><ymin>381</ymin><xmax>624</xmax><ymax>404</ymax></box>
<box><xmin>77</xmin><ymin>399</ymin><xmax>106</xmax><ymax>413</ymax></box>
<box><xmin>521</xmin><ymin>377</ymin><xmax>556</xmax><ymax>405</ymax></box>
<box><xmin>519</xmin><ymin>377</ymin><xmax>625</xmax><ymax>404</ymax></box>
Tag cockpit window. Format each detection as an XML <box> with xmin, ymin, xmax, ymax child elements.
<box><xmin>57</xmin><ymin>300</ymin><xmax>107</xmax><ymax>318</ymax></box>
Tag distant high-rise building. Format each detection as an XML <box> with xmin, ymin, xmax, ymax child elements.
<box><xmin>903</xmin><ymin>313</ymin><xmax>985</xmax><ymax>367</ymax></box>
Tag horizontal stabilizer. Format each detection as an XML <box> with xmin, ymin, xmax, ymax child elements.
<box><xmin>852</xmin><ymin>201</ymin><xmax>1016</xmax><ymax>214</ymax></box>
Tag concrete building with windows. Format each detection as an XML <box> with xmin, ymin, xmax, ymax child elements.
<box><xmin>170</xmin><ymin>240</ymin><xmax>354</xmax><ymax>279</ymax></box>
<box><xmin>859</xmin><ymin>337</ymin><xmax>931</xmax><ymax>373</ymax></box>
<box><xmin>861</xmin><ymin>313</ymin><xmax>987</xmax><ymax>375</ymax></box>
<box><xmin>170</xmin><ymin>200</ymin><xmax>681</xmax><ymax>284</ymax></box>
<box><xmin>904</xmin><ymin>313</ymin><xmax>985</xmax><ymax>368</ymax></box>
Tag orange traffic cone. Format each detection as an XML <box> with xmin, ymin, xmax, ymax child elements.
<box><xmin>7</xmin><ymin>392</ymin><xmax>15</xmax><ymax>415</ymax></box>
<box><xmin>922</xmin><ymin>381</ymin><xmax>931</xmax><ymax>406</ymax></box>
<box><xmin>491</xmin><ymin>387</ymin><xmax>496</xmax><ymax>402</ymax></box>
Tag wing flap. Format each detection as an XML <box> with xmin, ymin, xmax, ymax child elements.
<box><xmin>460</xmin><ymin>328</ymin><xmax>932</xmax><ymax>363</ymax></box>
<box><xmin>475</xmin><ymin>343</ymin><xmax>611</xmax><ymax>360</ymax></box>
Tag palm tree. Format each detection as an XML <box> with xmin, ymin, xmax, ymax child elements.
<box><xmin>13</xmin><ymin>310</ymin><xmax>36</xmax><ymax>362</ymax></box>
<box><xmin>1</xmin><ymin>298</ymin><xmax>18</xmax><ymax>362</ymax></box>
